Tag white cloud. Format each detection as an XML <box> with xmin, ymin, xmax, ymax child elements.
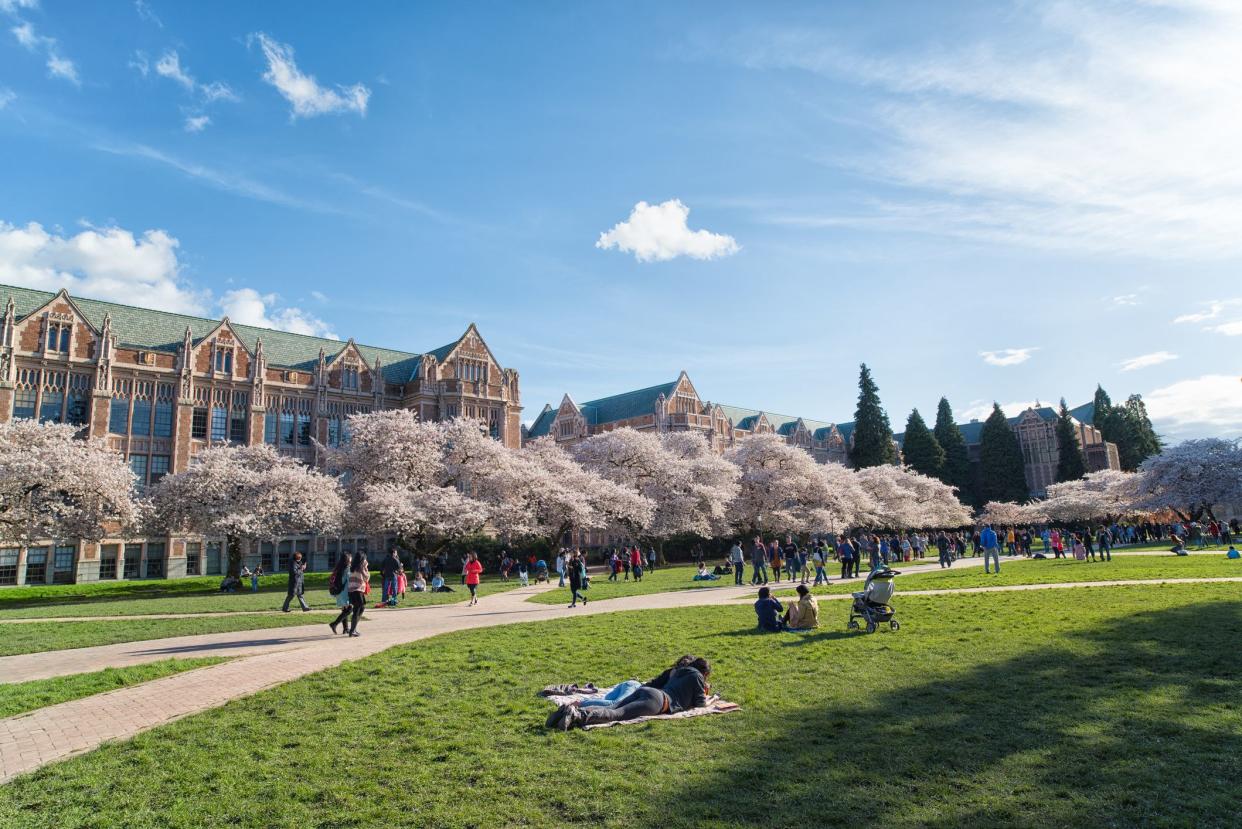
<box><xmin>0</xmin><ymin>0</ymin><xmax>39</xmax><ymax>12</ymax></box>
<box><xmin>596</xmin><ymin>199</ymin><xmax>740</xmax><ymax>263</ymax></box>
<box><xmin>1172</xmin><ymin>298</ymin><xmax>1238</xmax><ymax>323</ymax></box>
<box><xmin>979</xmin><ymin>347</ymin><xmax>1037</xmax><ymax>367</ymax></box>
<box><xmin>128</xmin><ymin>50</ymin><xmax>149</xmax><ymax>77</ymax></box>
<box><xmin>219</xmin><ymin>288</ymin><xmax>338</xmax><ymax>339</ymax></box>
<box><xmin>0</xmin><ymin>88</ymin><xmax>14</xmax><ymax>109</ymax></box>
<box><xmin>741</xmin><ymin>2</ymin><xmax>1242</xmax><ymax>258</ymax></box>
<box><xmin>251</xmin><ymin>32</ymin><xmax>369</xmax><ymax>118</ymax></box>
<box><xmin>0</xmin><ymin>220</ymin><xmax>204</xmax><ymax>314</ymax></box>
<box><xmin>183</xmin><ymin>114</ymin><xmax>210</xmax><ymax>133</ymax></box>
<box><xmin>10</xmin><ymin>20</ymin><xmax>36</xmax><ymax>49</ymax></box>
<box><xmin>1145</xmin><ymin>374</ymin><xmax>1242</xmax><ymax>436</ymax></box>
<box><xmin>1112</xmin><ymin>294</ymin><xmax>1139</xmax><ymax>307</ymax></box>
<box><xmin>46</xmin><ymin>53</ymin><xmax>78</xmax><ymax>85</ymax></box>
<box><xmin>310</xmin><ymin>290</ymin><xmax>327</xmax><ymax>302</ymax></box>
<box><xmin>1210</xmin><ymin>320</ymin><xmax>1242</xmax><ymax>336</ymax></box>
<box><xmin>154</xmin><ymin>50</ymin><xmax>194</xmax><ymax>90</ymax></box>
<box><xmin>1120</xmin><ymin>351</ymin><xmax>1178</xmax><ymax>371</ymax></box>
<box><xmin>200</xmin><ymin>81</ymin><xmax>237</xmax><ymax>103</ymax></box>
<box><xmin>959</xmin><ymin>398</ymin><xmax>1046</xmax><ymax>422</ymax></box>
<box><xmin>134</xmin><ymin>0</ymin><xmax>161</xmax><ymax>27</ymax></box>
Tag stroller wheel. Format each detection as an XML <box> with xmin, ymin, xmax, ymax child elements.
<box><xmin>847</xmin><ymin>619</ymin><xmax>860</xmax><ymax>630</ymax></box>
<box><xmin>890</xmin><ymin>620</ymin><xmax>901</xmax><ymax>631</ymax></box>
<box><xmin>866</xmin><ymin>620</ymin><xmax>877</xmax><ymax>634</ymax></box>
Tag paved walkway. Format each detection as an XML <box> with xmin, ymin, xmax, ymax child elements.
<box><xmin>0</xmin><ymin>553</ymin><xmax>1232</xmax><ymax>784</ymax></box>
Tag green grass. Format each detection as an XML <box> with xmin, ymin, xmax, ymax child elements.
<box><xmin>0</xmin><ymin>575</ymin><xmax>517</xmax><ymax>619</ymax></box>
<box><xmin>0</xmin><ymin>658</ymin><xmax>228</xmax><ymax>719</ymax></box>
<box><xmin>527</xmin><ymin>559</ymin><xmax>946</xmax><ymax>605</ymax></box>
<box><xmin>3</xmin><ymin>582</ymin><xmax>1240</xmax><ymax>827</ymax></box>
<box><xmin>774</xmin><ymin>551</ymin><xmax>1242</xmax><ymax>597</ymax></box>
<box><xmin>0</xmin><ymin>614</ymin><xmax>327</xmax><ymax>657</ymax></box>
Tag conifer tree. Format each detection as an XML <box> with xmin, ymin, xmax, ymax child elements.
<box><xmin>933</xmin><ymin>397</ymin><xmax>975</xmax><ymax>505</ymax></box>
<box><xmin>901</xmin><ymin>408</ymin><xmax>945</xmax><ymax>478</ymax></box>
<box><xmin>1119</xmin><ymin>394</ymin><xmax>1162</xmax><ymax>470</ymax></box>
<box><xmin>979</xmin><ymin>404</ymin><xmax>1029</xmax><ymax>503</ymax></box>
<box><xmin>1054</xmin><ymin>398</ymin><xmax>1086</xmax><ymax>482</ymax></box>
<box><xmin>1092</xmin><ymin>385</ymin><xmax>1121</xmax><ymax>444</ymax></box>
<box><xmin>849</xmin><ymin>363</ymin><xmax>896</xmax><ymax>468</ymax></box>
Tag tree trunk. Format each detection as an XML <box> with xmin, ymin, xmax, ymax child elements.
<box><xmin>227</xmin><ymin>534</ymin><xmax>243</xmax><ymax>579</ymax></box>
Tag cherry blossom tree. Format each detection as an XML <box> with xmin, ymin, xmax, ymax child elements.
<box><xmin>152</xmin><ymin>444</ymin><xmax>344</xmax><ymax>577</ymax></box>
<box><xmin>0</xmin><ymin>420</ymin><xmax>139</xmax><ymax>545</ymax></box>
<box><xmin>978</xmin><ymin>500</ymin><xmax>1042</xmax><ymax>527</ymax></box>
<box><xmin>855</xmin><ymin>464</ymin><xmax>973</xmax><ymax>529</ymax></box>
<box><xmin>1039</xmin><ymin>469</ymin><xmax>1144</xmax><ymax>524</ymax></box>
<box><xmin>325</xmin><ymin>411</ymin><xmax>495</xmax><ymax>555</ymax></box>
<box><xmin>725</xmin><ymin>433</ymin><xmax>875</xmax><ymax>536</ymax></box>
<box><xmin>573</xmin><ymin>428</ymin><xmax>739</xmax><ymax>555</ymax></box>
<box><xmin>1132</xmin><ymin>438</ymin><xmax>1242</xmax><ymax>522</ymax></box>
<box><xmin>508</xmin><ymin>437</ymin><xmax>654</xmax><ymax>550</ymax></box>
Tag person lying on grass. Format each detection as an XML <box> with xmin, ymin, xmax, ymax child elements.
<box><xmin>782</xmin><ymin>584</ymin><xmax>819</xmax><ymax>630</ymax></box>
<box><xmin>547</xmin><ymin>656</ymin><xmax>712</xmax><ymax>731</ymax></box>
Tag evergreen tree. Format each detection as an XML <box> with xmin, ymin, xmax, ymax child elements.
<box><xmin>1054</xmin><ymin>398</ymin><xmax>1086</xmax><ymax>482</ymax></box>
<box><xmin>933</xmin><ymin>397</ymin><xmax>975</xmax><ymax>505</ymax></box>
<box><xmin>849</xmin><ymin>363</ymin><xmax>896</xmax><ymax>468</ymax></box>
<box><xmin>979</xmin><ymin>404</ymin><xmax>1029</xmax><ymax>503</ymax></box>
<box><xmin>1092</xmin><ymin>384</ymin><xmax>1122</xmax><ymax>444</ymax></box>
<box><xmin>1119</xmin><ymin>394</ymin><xmax>1162</xmax><ymax>470</ymax></box>
<box><xmin>901</xmin><ymin>408</ymin><xmax>944</xmax><ymax>478</ymax></box>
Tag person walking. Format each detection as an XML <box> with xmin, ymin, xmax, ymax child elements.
<box><xmin>282</xmin><ymin>551</ymin><xmax>310</xmax><ymax>612</ymax></box>
<box><xmin>980</xmin><ymin>524</ymin><xmax>1001</xmax><ymax>574</ymax></box>
<box><xmin>381</xmin><ymin>548</ymin><xmax>402</xmax><ymax>607</ymax></box>
<box><xmin>729</xmin><ymin>541</ymin><xmax>745</xmax><ymax>585</ymax></box>
<box><xmin>464</xmin><ymin>551</ymin><xmax>483</xmax><ymax>606</ymax></box>
<box><xmin>751</xmin><ymin>538</ymin><xmax>769</xmax><ymax>585</ymax></box>
<box><xmin>647</xmin><ymin>546</ymin><xmax>657</xmax><ymax>572</ymax></box>
<box><xmin>327</xmin><ymin>552</ymin><xmax>352</xmax><ymax>634</ymax></box>
<box><xmin>937</xmin><ymin>531</ymin><xmax>953</xmax><ymax>569</ymax></box>
<box><xmin>555</xmin><ymin>550</ymin><xmax>566</xmax><ymax>587</ymax></box>
<box><xmin>812</xmin><ymin>544</ymin><xmax>829</xmax><ymax>586</ymax></box>
<box><xmin>568</xmin><ymin>551</ymin><xmax>588</xmax><ymax>608</ymax></box>
<box><xmin>330</xmin><ymin>554</ymin><xmax>367</xmax><ymax>637</ymax></box>
<box><xmin>250</xmin><ymin>564</ymin><xmax>262</xmax><ymax>593</ymax></box>
<box><xmin>1097</xmin><ymin>526</ymin><xmax>1112</xmax><ymax>562</ymax></box>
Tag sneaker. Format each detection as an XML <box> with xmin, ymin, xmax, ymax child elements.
<box><xmin>349</xmin><ymin>631</ymin><xmax>360</xmax><ymax>637</ymax></box>
<box><xmin>329</xmin><ymin>622</ymin><xmax>338</xmax><ymax>635</ymax></box>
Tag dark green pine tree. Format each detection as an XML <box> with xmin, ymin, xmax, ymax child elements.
<box><xmin>901</xmin><ymin>408</ymin><xmax>945</xmax><ymax>478</ymax></box>
<box><xmin>933</xmin><ymin>397</ymin><xmax>975</xmax><ymax>505</ymax></box>
<box><xmin>1118</xmin><ymin>394</ymin><xmax>1162</xmax><ymax>470</ymax></box>
<box><xmin>1092</xmin><ymin>385</ymin><xmax>1121</xmax><ymax>444</ymax></box>
<box><xmin>849</xmin><ymin>363</ymin><xmax>896</xmax><ymax>468</ymax></box>
<box><xmin>979</xmin><ymin>404</ymin><xmax>1029</xmax><ymax>503</ymax></box>
<box><xmin>1054</xmin><ymin>398</ymin><xmax>1086</xmax><ymax>482</ymax></box>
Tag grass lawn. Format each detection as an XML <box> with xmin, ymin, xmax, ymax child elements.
<box><xmin>0</xmin><ymin>575</ymin><xmax>517</xmax><ymax>620</ymax></box>
<box><xmin>0</xmin><ymin>658</ymin><xmax>228</xmax><ymax>719</ymax></box>
<box><xmin>0</xmin><ymin>614</ymin><xmax>326</xmax><ymax>657</ymax></box>
<box><xmin>3</xmin><ymin>582</ymin><xmax>1240</xmax><ymax>827</ymax></box>
<box><xmin>774</xmin><ymin>552</ymin><xmax>1242</xmax><ymax>598</ymax></box>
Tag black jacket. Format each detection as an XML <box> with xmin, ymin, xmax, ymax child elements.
<box><xmin>381</xmin><ymin>556</ymin><xmax>402</xmax><ymax>579</ymax></box>
<box><xmin>656</xmin><ymin>667</ymin><xmax>709</xmax><ymax>713</ymax></box>
<box><xmin>286</xmin><ymin>559</ymin><xmax>305</xmax><ymax>590</ymax></box>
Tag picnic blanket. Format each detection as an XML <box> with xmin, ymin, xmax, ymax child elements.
<box><xmin>541</xmin><ymin>684</ymin><xmax>741</xmax><ymax>730</ymax></box>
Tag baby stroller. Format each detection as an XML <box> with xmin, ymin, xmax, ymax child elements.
<box><xmin>534</xmin><ymin>560</ymin><xmax>550</xmax><ymax>583</ymax></box>
<box><xmin>848</xmin><ymin>566</ymin><xmax>900</xmax><ymax>633</ymax></box>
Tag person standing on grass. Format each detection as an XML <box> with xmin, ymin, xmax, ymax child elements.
<box><xmin>464</xmin><ymin>551</ymin><xmax>483</xmax><ymax>606</ymax></box>
<box><xmin>812</xmin><ymin>544</ymin><xmax>828</xmax><ymax>586</ymax></box>
<box><xmin>1096</xmin><ymin>526</ymin><xmax>1112</xmax><ymax>562</ymax></box>
<box><xmin>630</xmin><ymin>546</ymin><xmax>644</xmax><ymax>582</ymax></box>
<box><xmin>555</xmin><ymin>550</ymin><xmax>566</xmax><ymax>587</ymax></box>
<box><xmin>647</xmin><ymin>546</ymin><xmax>657</xmax><ymax>572</ymax></box>
<box><xmin>327</xmin><ymin>552</ymin><xmax>352</xmax><ymax>634</ymax></box>
<box><xmin>751</xmin><ymin>537</ymin><xmax>769</xmax><ymax>585</ymax></box>
<box><xmin>937</xmin><ymin>532</ymin><xmax>953</xmax><ymax>569</ymax></box>
<box><xmin>980</xmin><ymin>524</ymin><xmax>1001</xmax><ymax>574</ymax></box>
<box><xmin>838</xmin><ymin>537</ymin><xmax>854</xmax><ymax>580</ymax></box>
<box><xmin>730</xmin><ymin>540</ymin><xmax>745</xmax><ymax>585</ymax></box>
<box><xmin>250</xmin><ymin>564</ymin><xmax>262</xmax><ymax>593</ymax></box>
<box><xmin>282</xmin><ymin>551</ymin><xmax>310</xmax><ymax>613</ymax></box>
<box><xmin>568</xmin><ymin>551</ymin><xmax>588</xmax><ymax>608</ymax></box>
<box><xmin>381</xmin><ymin>548</ymin><xmax>402</xmax><ymax>607</ymax></box>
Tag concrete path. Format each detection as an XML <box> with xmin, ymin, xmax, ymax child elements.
<box><xmin>0</xmin><ymin>553</ymin><xmax>1233</xmax><ymax>784</ymax></box>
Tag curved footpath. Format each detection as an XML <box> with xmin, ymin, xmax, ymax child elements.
<box><xmin>0</xmin><ymin>552</ymin><xmax>1235</xmax><ymax>784</ymax></box>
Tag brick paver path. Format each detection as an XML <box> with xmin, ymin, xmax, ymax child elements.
<box><xmin>1</xmin><ymin>553</ymin><xmax>1234</xmax><ymax>784</ymax></box>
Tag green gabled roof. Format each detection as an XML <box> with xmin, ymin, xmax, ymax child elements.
<box><xmin>525</xmin><ymin>403</ymin><xmax>555</xmax><ymax>438</ymax></box>
<box><xmin>1069</xmin><ymin>401</ymin><xmax>1095</xmax><ymax>424</ymax></box>
<box><xmin>579</xmin><ymin>379</ymin><xmax>680</xmax><ymax>425</ymax></box>
<box><xmin>716</xmin><ymin>404</ymin><xmax>836</xmax><ymax>438</ymax></box>
<box><xmin>1</xmin><ymin>283</ymin><xmax>424</xmax><ymax>384</ymax></box>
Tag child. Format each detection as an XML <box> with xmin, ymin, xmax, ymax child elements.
<box><xmin>1227</xmin><ymin>546</ymin><xmax>1240</xmax><ymax>560</ymax></box>
<box><xmin>518</xmin><ymin>561</ymin><xmax>529</xmax><ymax>587</ymax></box>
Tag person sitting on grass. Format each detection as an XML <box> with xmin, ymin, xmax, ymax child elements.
<box><xmin>754</xmin><ymin>586</ymin><xmax>785</xmax><ymax>632</ymax></box>
<box><xmin>412</xmin><ymin>572</ymin><xmax>427</xmax><ymax>592</ymax></box>
<box><xmin>783</xmin><ymin>583</ymin><xmax>820</xmax><ymax>630</ymax></box>
<box><xmin>1226</xmin><ymin>546</ymin><xmax>1239</xmax><ymax>560</ymax></box>
<box><xmin>548</xmin><ymin>657</ymin><xmax>712</xmax><ymax>730</ymax></box>
<box><xmin>430</xmin><ymin>573</ymin><xmax>454</xmax><ymax>592</ymax></box>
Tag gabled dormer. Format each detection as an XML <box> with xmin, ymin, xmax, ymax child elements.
<box><xmin>14</xmin><ymin>288</ymin><xmax>99</xmax><ymax>361</ymax></box>
<box><xmin>667</xmin><ymin>370</ymin><xmax>703</xmax><ymax>415</ymax></box>
<box><xmin>553</xmin><ymin>393</ymin><xmax>586</xmax><ymax>441</ymax></box>
<box><xmin>193</xmin><ymin>317</ymin><xmax>252</xmax><ymax>379</ymax></box>
<box><xmin>438</xmin><ymin>324</ymin><xmax>502</xmax><ymax>387</ymax></box>
<box><xmin>325</xmin><ymin>339</ymin><xmax>370</xmax><ymax>393</ymax></box>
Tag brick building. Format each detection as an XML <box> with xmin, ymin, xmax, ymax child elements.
<box><xmin>0</xmin><ymin>284</ymin><xmax>522</xmax><ymax>585</ymax></box>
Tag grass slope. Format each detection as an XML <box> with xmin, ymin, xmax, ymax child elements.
<box><xmin>774</xmin><ymin>552</ymin><xmax>1242</xmax><ymax>597</ymax></box>
<box><xmin>0</xmin><ymin>614</ymin><xmax>325</xmax><ymax>657</ymax></box>
<box><xmin>2</xmin><ymin>582</ymin><xmax>1240</xmax><ymax>828</ymax></box>
<box><xmin>0</xmin><ymin>575</ymin><xmax>516</xmax><ymax>620</ymax></box>
<box><xmin>0</xmin><ymin>658</ymin><xmax>228</xmax><ymax>719</ymax></box>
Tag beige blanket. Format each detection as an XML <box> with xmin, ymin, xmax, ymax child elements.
<box><xmin>544</xmin><ymin>685</ymin><xmax>741</xmax><ymax>729</ymax></box>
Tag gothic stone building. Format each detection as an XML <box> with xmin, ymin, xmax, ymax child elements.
<box><xmin>523</xmin><ymin>371</ymin><xmax>854</xmax><ymax>464</ymax></box>
<box><xmin>0</xmin><ymin>284</ymin><xmax>522</xmax><ymax>586</ymax></box>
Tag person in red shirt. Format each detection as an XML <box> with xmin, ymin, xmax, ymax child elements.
<box><xmin>629</xmin><ymin>546</ymin><xmax>643</xmax><ymax>582</ymax></box>
<box><xmin>464</xmin><ymin>551</ymin><xmax>484</xmax><ymax>606</ymax></box>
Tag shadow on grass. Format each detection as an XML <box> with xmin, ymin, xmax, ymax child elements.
<box><xmin>644</xmin><ymin>599</ymin><xmax>1242</xmax><ymax>828</ymax></box>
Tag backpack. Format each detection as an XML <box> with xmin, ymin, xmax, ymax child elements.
<box><xmin>328</xmin><ymin>570</ymin><xmax>342</xmax><ymax>596</ymax></box>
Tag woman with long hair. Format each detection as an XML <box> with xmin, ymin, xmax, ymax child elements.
<box><xmin>343</xmin><ymin>554</ymin><xmax>368</xmax><ymax>636</ymax></box>
<box><xmin>328</xmin><ymin>553</ymin><xmax>353</xmax><ymax>635</ymax></box>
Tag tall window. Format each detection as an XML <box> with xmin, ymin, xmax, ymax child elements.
<box><xmin>185</xmin><ymin>542</ymin><xmax>202</xmax><ymax>576</ymax></box>
<box><xmin>145</xmin><ymin>542</ymin><xmax>165</xmax><ymax>579</ymax></box>
<box><xmin>109</xmin><ymin>398</ymin><xmax>130</xmax><ymax>434</ymax></box>
<box><xmin>230</xmin><ymin>395</ymin><xmax>248</xmax><ymax>443</ymax></box>
<box><xmin>46</xmin><ymin>322</ymin><xmax>70</xmax><ymax>353</ymax></box>
<box><xmin>327</xmin><ymin>416</ymin><xmax>341</xmax><ymax>446</ymax></box>
<box><xmin>265</xmin><ymin>411</ymin><xmax>278</xmax><ymax>444</ymax></box>
<box><xmin>123</xmin><ymin>544</ymin><xmax>142</xmax><ymax>579</ymax></box>
<box><xmin>13</xmin><ymin>368</ymin><xmax>37</xmax><ymax>420</ymax></box>
<box><xmin>150</xmin><ymin>455</ymin><xmax>170</xmax><ymax>485</ymax></box>
<box><xmin>39</xmin><ymin>371</ymin><xmax>65</xmax><ymax>423</ymax></box>
<box><xmin>297</xmin><ymin>411</ymin><xmax>311</xmax><ymax>445</ymax></box>
<box><xmin>153</xmin><ymin>390</ymin><xmax>174</xmax><ymax>437</ymax></box>
<box><xmin>131</xmin><ymin>398</ymin><xmax>152</xmax><ymax>436</ymax></box>
<box><xmin>280</xmin><ymin>411</ymin><xmax>295</xmax><ymax>445</ymax></box>
<box><xmin>0</xmin><ymin>549</ymin><xmax>18</xmax><ymax>586</ymax></box>
<box><xmin>130</xmin><ymin>455</ymin><xmax>148</xmax><ymax>490</ymax></box>
<box><xmin>67</xmin><ymin>373</ymin><xmax>90</xmax><ymax>427</ymax></box>
<box><xmin>214</xmin><ymin>346</ymin><xmax>233</xmax><ymax>374</ymax></box>
<box><xmin>192</xmin><ymin>407</ymin><xmax>209</xmax><ymax>439</ymax></box>
<box><xmin>341</xmin><ymin>364</ymin><xmax>359</xmax><ymax>390</ymax></box>
<box><xmin>210</xmin><ymin>406</ymin><xmax>227</xmax><ymax>441</ymax></box>
<box><xmin>99</xmin><ymin>545</ymin><xmax>119</xmax><ymax>580</ymax></box>
<box><xmin>25</xmin><ymin>547</ymin><xmax>48</xmax><ymax>583</ymax></box>
<box><xmin>53</xmin><ymin>545</ymin><xmax>75</xmax><ymax>584</ymax></box>
<box><xmin>206</xmin><ymin>542</ymin><xmax>222</xmax><ymax>575</ymax></box>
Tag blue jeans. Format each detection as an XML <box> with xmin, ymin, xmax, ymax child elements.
<box><xmin>383</xmin><ymin>574</ymin><xmax>398</xmax><ymax>603</ymax></box>
<box><xmin>579</xmin><ymin>680</ymin><xmax>643</xmax><ymax>707</ymax></box>
<box><xmin>814</xmin><ymin>566</ymin><xmax>827</xmax><ymax>585</ymax></box>
<box><xmin>983</xmin><ymin>548</ymin><xmax>1001</xmax><ymax>573</ymax></box>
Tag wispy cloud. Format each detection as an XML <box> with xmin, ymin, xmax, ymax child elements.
<box><xmin>0</xmin><ymin>87</ymin><xmax>14</xmax><ymax>109</ymax></box>
<box><xmin>1145</xmin><ymin>374</ymin><xmax>1242</xmax><ymax>436</ymax></box>
<box><xmin>959</xmin><ymin>398</ymin><xmax>1047</xmax><ymax>421</ymax></box>
<box><xmin>9</xmin><ymin>18</ymin><xmax>79</xmax><ymax>86</ymax></box>
<box><xmin>979</xmin><ymin>347</ymin><xmax>1037</xmax><ymax>367</ymax></box>
<box><xmin>1210</xmin><ymin>320</ymin><xmax>1242</xmax><ymax>336</ymax></box>
<box><xmin>250</xmin><ymin>32</ymin><xmax>369</xmax><ymax>118</ymax></box>
<box><xmin>133</xmin><ymin>0</ymin><xmax>161</xmax><ymax>28</ymax></box>
<box><xmin>183</xmin><ymin>115</ymin><xmax>210</xmax><ymax>133</ymax></box>
<box><xmin>597</xmin><ymin>199</ymin><xmax>740</xmax><ymax>262</ymax></box>
<box><xmin>735</xmin><ymin>2</ymin><xmax>1242</xmax><ymax>258</ymax></box>
<box><xmin>1172</xmin><ymin>298</ymin><xmax>1237</xmax><ymax>323</ymax></box>
<box><xmin>1120</xmin><ymin>351</ymin><xmax>1178</xmax><ymax>371</ymax></box>
<box><xmin>1112</xmin><ymin>293</ymin><xmax>1139</xmax><ymax>307</ymax></box>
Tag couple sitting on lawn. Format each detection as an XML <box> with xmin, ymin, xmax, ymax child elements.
<box><xmin>754</xmin><ymin>584</ymin><xmax>819</xmax><ymax>632</ymax></box>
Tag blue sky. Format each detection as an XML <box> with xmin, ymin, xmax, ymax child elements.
<box><xmin>2</xmin><ymin>0</ymin><xmax>1240</xmax><ymax>440</ymax></box>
